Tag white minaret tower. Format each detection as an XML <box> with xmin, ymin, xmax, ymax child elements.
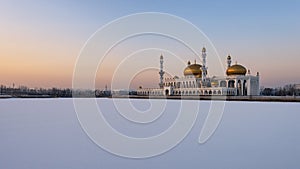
<box><xmin>201</xmin><ymin>47</ymin><xmax>207</xmax><ymax>82</ymax></box>
<box><xmin>227</xmin><ymin>55</ymin><xmax>232</xmax><ymax>68</ymax></box>
<box><xmin>159</xmin><ymin>54</ymin><xmax>165</xmax><ymax>89</ymax></box>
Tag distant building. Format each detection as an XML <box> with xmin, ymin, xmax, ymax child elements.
<box><xmin>137</xmin><ymin>47</ymin><xmax>260</xmax><ymax>96</ymax></box>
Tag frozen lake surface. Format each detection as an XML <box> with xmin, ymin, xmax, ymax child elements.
<box><xmin>0</xmin><ymin>98</ymin><xmax>300</xmax><ymax>169</ymax></box>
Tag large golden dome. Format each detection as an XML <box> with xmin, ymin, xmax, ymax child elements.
<box><xmin>226</xmin><ymin>64</ymin><xmax>247</xmax><ymax>76</ymax></box>
<box><xmin>184</xmin><ymin>62</ymin><xmax>202</xmax><ymax>78</ymax></box>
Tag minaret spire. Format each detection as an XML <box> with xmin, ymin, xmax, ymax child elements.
<box><xmin>159</xmin><ymin>54</ymin><xmax>165</xmax><ymax>89</ymax></box>
<box><xmin>227</xmin><ymin>55</ymin><xmax>232</xmax><ymax>68</ymax></box>
<box><xmin>201</xmin><ymin>47</ymin><xmax>207</xmax><ymax>82</ymax></box>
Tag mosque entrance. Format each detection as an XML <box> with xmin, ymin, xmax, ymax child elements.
<box><xmin>165</xmin><ymin>89</ymin><xmax>169</xmax><ymax>96</ymax></box>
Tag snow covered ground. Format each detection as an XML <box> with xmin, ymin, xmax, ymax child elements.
<box><xmin>0</xmin><ymin>98</ymin><xmax>299</xmax><ymax>169</ymax></box>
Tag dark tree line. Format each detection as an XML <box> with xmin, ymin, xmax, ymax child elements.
<box><xmin>261</xmin><ymin>84</ymin><xmax>300</xmax><ymax>96</ymax></box>
<box><xmin>0</xmin><ymin>84</ymin><xmax>127</xmax><ymax>98</ymax></box>
<box><xmin>0</xmin><ymin>85</ymin><xmax>72</xmax><ymax>97</ymax></box>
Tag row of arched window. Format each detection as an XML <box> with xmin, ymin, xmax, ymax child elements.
<box><xmin>137</xmin><ymin>89</ymin><xmax>237</xmax><ymax>96</ymax></box>
<box><xmin>164</xmin><ymin>81</ymin><xmax>201</xmax><ymax>88</ymax></box>
<box><xmin>163</xmin><ymin>80</ymin><xmax>246</xmax><ymax>89</ymax></box>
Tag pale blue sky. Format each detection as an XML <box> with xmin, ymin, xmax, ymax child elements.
<box><xmin>0</xmin><ymin>0</ymin><xmax>299</xmax><ymax>88</ymax></box>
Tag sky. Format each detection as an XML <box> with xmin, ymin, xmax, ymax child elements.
<box><xmin>0</xmin><ymin>0</ymin><xmax>299</xmax><ymax>89</ymax></box>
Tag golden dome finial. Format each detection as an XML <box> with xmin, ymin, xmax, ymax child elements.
<box><xmin>194</xmin><ymin>59</ymin><xmax>196</xmax><ymax>64</ymax></box>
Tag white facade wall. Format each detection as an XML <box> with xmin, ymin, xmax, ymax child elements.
<box><xmin>137</xmin><ymin>74</ymin><xmax>260</xmax><ymax>96</ymax></box>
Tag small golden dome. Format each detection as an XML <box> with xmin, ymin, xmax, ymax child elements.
<box><xmin>184</xmin><ymin>63</ymin><xmax>202</xmax><ymax>78</ymax></box>
<box><xmin>226</xmin><ymin>64</ymin><xmax>247</xmax><ymax>76</ymax></box>
<box><xmin>211</xmin><ymin>80</ymin><xmax>219</xmax><ymax>87</ymax></box>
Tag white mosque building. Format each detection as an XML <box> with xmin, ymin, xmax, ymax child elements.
<box><xmin>137</xmin><ymin>47</ymin><xmax>260</xmax><ymax>96</ymax></box>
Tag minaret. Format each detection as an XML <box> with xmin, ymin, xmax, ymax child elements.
<box><xmin>201</xmin><ymin>47</ymin><xmax>207</xmax><ymax>82</ymax></box>
<box><xmin>159</xmin><ymin>54</ymin><xmax>165</xmax><ymax>88</ymax></box>
<box><xmin>227</xmin><ymin>55</ymin><xmax>232</xmax><ymax>68</ymax></box>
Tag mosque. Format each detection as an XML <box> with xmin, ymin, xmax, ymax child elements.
<box><xmin>137</xmin><ymin>47</ymin><xmax>260</xmax><ymax>96</ymax></box>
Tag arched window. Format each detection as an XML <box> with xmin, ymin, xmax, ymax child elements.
<box><xmin>220</xmin><ymin>81</ymin><xmax>226</xmax><ymax>87</ymax></box>
<box><xmin>197</xmin><ymin>81</ymin><xmax>201</xmax><ymax>88</ymax></box>
<box><xmin>237</xmin><ymin>80</ymin><xmax>242</xmax><ymax>95</ymax></box>
<box><xmin>243</xmin><ymin>80</ymin><xmax>247</xmax><ymax>96</ymax></box>
<box><xmin>228</xmin><ymin>80</ymin><xmax>235</xmax><ymax>88</ymax></box>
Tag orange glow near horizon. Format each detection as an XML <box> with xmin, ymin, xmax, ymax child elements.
<box><xmin>0</xmin><ymin>34</ymin><xmax>77</xmax><ymax>88</ymax></box>
<box><xmin>1</xmin><ymin>42</ymin><xmax>299</xmax><ymax>89</ymax></box>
